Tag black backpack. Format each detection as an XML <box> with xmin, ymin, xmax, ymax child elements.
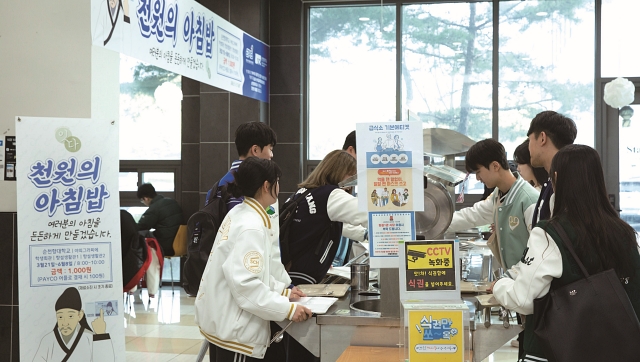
<box><xmin>182</xmin><ymin>181</ymin><xmax>231</xmax><ymax>296</ymax></box>
<box><xmin>279</xmin><ymin>189</ymin><xmax>313</xmax><ymax>268</ymax></box>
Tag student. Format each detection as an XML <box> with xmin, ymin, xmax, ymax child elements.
<box><xmin>202</xmin><ymin>122</ymin><xmax>289</xmax><ymax>362</ymax></box>
<box><xmin>491</xmin><ymin>145</ymin><xmax>640</xmax><ymax>362</ymax></box>
<box><xmin>447</xmin><ymin>139</ymin><xmax>539</xmax><ymax>271</ymax></box>
<box><xmin>205</xmin><ymin>121</ymin><xmax>277</xmax><ymax>209</ymax></box>
<box><xmin>526</xmin><ymin>110</ymin><xmax>577</xmax><ymax>226</ymax></box>
<box><xmin>195</xmin><ymin>157</ymin><xmax>312</xmax><ymax>362</ymax></box>
<box><xmin>333</xmin><ymin>130</ymin><xmax>362</xmax><ymax>267</ymax></box>
<box><xmin>285</xmin><ymin>150</ymin><xmax>368</xmax><ymax>285</ymax></box>
<box><xmin>513</xmin><ymin>139</ymin><xmax>549</xmax><ymax>191</ymax></box>
<box><xmin>137</xmin><ymin>183</ymin><xmax>183</xmax><ymax>256</ymax></box>
<box><xmin>342</xmin><ymin>130</ymin><xmax>356</xmax><ymax>158</ymax></box>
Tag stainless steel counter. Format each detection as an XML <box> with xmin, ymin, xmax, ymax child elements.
<box><xmin>277</xmin><ymin>289</ymin><xmax>400</xmax><ymax>361</ymax></box>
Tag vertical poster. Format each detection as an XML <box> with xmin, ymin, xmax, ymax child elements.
<box><xmin>16</xmin><ymin>117</ymin><xmax>124</xmax><ymax>362</ymax></box>
<box><xmin>4</xmin><ymin>135</ymin><xmax>16</xmax><ymax>181</ymax></box>
<box><xmin>408</xmin><ymin>309</ymin><xmax>464</xmax><ymax>362</ymax></box>
<box><xmin>356</xmin><ymin>122</ymin><xmax>423</xmax><ymax>267</ymax></box>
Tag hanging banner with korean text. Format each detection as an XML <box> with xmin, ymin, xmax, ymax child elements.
<box><xmin>91</xmin><ymin>0</ymin><xmax>269</xmax><ymax>102</ymax></box>
<box><xmin>16</xmin><ymin>117</ymin><xmax>124</xmax><ymax>362</ymax></box>
<box><xmin>356</xmin><ymin>122</ymin><xmax>423</xmax><ymax>267</ymax></box>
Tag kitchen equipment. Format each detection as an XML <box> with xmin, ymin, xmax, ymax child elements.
<box><xmin>350</xmin><ymin>263</ymin><xmax>370</xmax><ymax>291</ymax></box>
<box><xmin>424</xmin><ymin>164</ymin><xmax>468</xmax><ymax>187</ymax></box>
<box><xmin>423</xmin><ymin>128</ymin><xmax>476</xmax><ymax>157</ymax></box>
<box><xmin>414</xmin><ymin>178</ymin><xmax>454</xmax><ymax>239</ymax></box>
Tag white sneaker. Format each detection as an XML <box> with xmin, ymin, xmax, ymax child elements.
<box><xmin>510</xmin><ymin>339</ymin><xmax>519</xmax><ymax>348</ymax></box>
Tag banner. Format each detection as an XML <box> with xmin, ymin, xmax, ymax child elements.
<box><xmin>17</xmin><ymin>117</ymin><xmax>124</xmax><ymax>362</ymax></box>
<box><xmin>91</xmin><ymin>0</ymin><xmax>269</xmax><ymax>102</ymax></box>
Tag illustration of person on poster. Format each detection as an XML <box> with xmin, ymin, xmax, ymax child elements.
<box><xmin>371</xmin><ymin>189</ymin><xmax>379</xmax><ymax>206</ymax></box>
<box><xmin>33</xmin><ymin>287</ymin><xmax>115</xmax><ymax>362</ymax></box>
<box><xmin>402</xmin><ymin>188</ymin><xmax>410</xmax><ymax>206</ymax></box>
<box><xmin>93</xmin><ymin>0</ymin><xmax>130</xmax><ymax>47</ymax></box>
<box><xmin>391</xmin><ymin>189</ymin><xmax>400</xmax><ymax>206</ymax></box>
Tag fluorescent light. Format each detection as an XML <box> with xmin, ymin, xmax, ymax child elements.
<box><xmin>359</xmin><ymin>17</ymin><xmax>370</xmax><ymax>21</ymax></box>
<box><xmin>536</xmin><ymin>11</ymin><xmax>548</xmax><ymax>16</ymax></box>
<box><xmin>457</xmin><ymin>59</ymin><xmax>465</xmax><ymax>62</ymax></box>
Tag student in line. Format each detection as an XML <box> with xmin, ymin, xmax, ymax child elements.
<box><xmin>526</xmin><ymin>110</ymin><xmax>577</xmax><ymax>226</ymax></box>
<box><xmin>447</xmin><ymin>139</ymin><xmax>539</xmax><ymax>270</ymax></box>
<box><xmin>513</xmin><ymin>139</ymin><xmax>549</xmax><ymax>191</ymax></box>
<box><xmin>491</xmin><ymin>145</ymin><xmax>640</xmax><ymax>362</ymax></box>
<box><xmin>195</xmin><ymin>157</ymin><xmax>312</xmax><ymax>362</ymax></box>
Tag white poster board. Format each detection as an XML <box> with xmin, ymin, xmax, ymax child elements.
<box><xmin>356</xmin><ymin>122</ymin><xmax>423</xmax><ymax>268</ymax></box>
<box><xmin>16</xmin><ymin>117</ymin><xmax>124</xmax><ymax>362</ymax></box>
<box><xmin>91</xmin><ymin>0</ymin><xmax>270</xmax><ymax>102</ymax></box>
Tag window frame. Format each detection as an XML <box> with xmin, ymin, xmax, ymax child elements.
<box><xmin>302</xmin><ymin>0</ymin><xmax>601</xmax><ymax>198</ymax></box>
<box><xmin>119</xmin><ymin>160</ymin><xmax>182</xmax><ymax>207</ymax></box>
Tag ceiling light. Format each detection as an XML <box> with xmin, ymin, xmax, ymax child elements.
<box><xmin>359</xmin><ymin>17</ymin><xmax>370</xmax><ymax>21</ymax></box>
<box><xmin>536</xmin><ymin>11</ymin><xmax>548</xmax><ymax>16</ymax></box>
<box><xmin>457</xmin><ymin>59</ymin><xmax>465</xmax><ymax>62</ymax></box>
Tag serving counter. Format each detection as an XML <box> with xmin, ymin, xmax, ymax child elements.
<box><xmin>278</xmin><ymin>281</ymin><xmax>520</xmax><ymax>362</ymax></box>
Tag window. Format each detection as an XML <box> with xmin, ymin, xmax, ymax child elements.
<box><xmin>308</xmin><ymin>6</ymin><xmax>396</xmax><ymax>160</ymax></box>
<box><xmin>119</xmin><ymin>54</ymin><xmax>182</xmax><ymax>160</ymax></box>
<box><xmin>601</xmin><ymin>0</ymin><xmax>640</xmax><ymax>78</ymax></box>
<box><xmin>498</xmin><ymin>0</ymin><xmax>595</xmax><ymax>155</ymax></box>
<box><xmin>306</xmin><ymin>1</ymin><xmax>596</xmax><ymax>197</ymax></box>
<box><xmin>306</xmin><ymin>1</ymin><xmax>595</xmax><ymax>152</ymax></box>
<box><xmin>402</xmin><ymin>3</ymin><xmax>493</xmax><ymax>141</ymax></box>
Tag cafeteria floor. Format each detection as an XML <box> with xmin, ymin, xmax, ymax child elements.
<box><xmin>123</xmin><ymin>287</ymin><xmax>519</xmax><ymax>362</ymax></box>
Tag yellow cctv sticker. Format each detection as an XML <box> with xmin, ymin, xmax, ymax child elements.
<box><xmin>407</xmin><ymin>244</ymin><xmax>453</xmax><ymax>270</ymax></box>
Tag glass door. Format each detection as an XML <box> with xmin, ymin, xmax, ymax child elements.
<box><xmin>618</xmin><ymin>104</ymin><xmax>640</xmax><ymax>232</ymax></box>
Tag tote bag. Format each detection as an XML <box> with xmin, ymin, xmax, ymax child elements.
<box><xmin>532</xmin><ymin>222</ymin><xmax>640</xmax><ymax>362</ymax></box>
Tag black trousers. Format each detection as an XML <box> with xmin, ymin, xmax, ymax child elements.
<box><xmin>210</xmin><ymin>322</ymin><xmax>285</xmax><ymax>362</ymax></box>
<box><xmin>210</xmin><ymin>344</ymin><xmax>259</xmax><ymax>362</ymax></box>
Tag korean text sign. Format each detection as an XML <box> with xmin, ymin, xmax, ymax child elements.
<box><xmin>356</xmin><ymin>122</ymin><xmax>423</xmax><ymax>268</ymax></box>
<box><xmin>408</xmin><ymin>310</ymin><xmax>464</xmax><ymax>362</ymax></box>
<box><xmin>16</xmin><ymin>117</ymin><xmax>124</xmax><ymax>361</ymax></box>
<box><xmin>91</xmin><ymin>0</ymin><xmax>269</xmax><ymax>102</ymax></box>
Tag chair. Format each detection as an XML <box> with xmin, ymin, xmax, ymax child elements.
<box><xmin>165</xmin><ymin>225</ymin><xmax>188</xmax><ymax>293</ymax></box>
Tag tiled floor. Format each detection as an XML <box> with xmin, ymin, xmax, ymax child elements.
<box><xmin>124</xmin><ymin>288</ymin><xmax>520</xmax><ymax>361</ymax></box>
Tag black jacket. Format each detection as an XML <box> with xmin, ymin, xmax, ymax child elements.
<box><xmin>138</xmin><ymin>195</ymin><xmax>183</xmax><ymax>255</ymax></box>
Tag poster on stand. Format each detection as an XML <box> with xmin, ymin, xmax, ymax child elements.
<box><xmin>356</xmin><ymin>122</ymin><xmax>424</xmax><ymax>212</ymax></box>
<box><xmin>356</xmin><ymin>122</ymin><xmax>423</xmax><ymax>268</ymax></box>
<box><xmin>368</xmin><ymin>212</ymin><xmax>415</xmax><ymax>268</ymax></box>
<box><xmin>16</xmin><ymin>117</ymin><xmax>124</xmax><ymax>362</ymax></box>
<box><xmin>91</xmin><ymin>0</ymin><xmax>269</xmax><ymax>102</ymax></box>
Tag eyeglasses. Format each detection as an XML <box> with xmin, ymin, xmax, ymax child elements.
<box><xmin>140</xmin><ymin>198</ymin><xmax>146</xmax><ymax>204</ymax></box>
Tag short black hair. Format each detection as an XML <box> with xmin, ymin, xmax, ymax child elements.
<box><xmin>464</xmin><ymin>139</ymin><xmax>509</xmax><ymax>173</ymax></box>
<box><xmin>526</xmin><ymin>111</ymin><xmax>577</xmax><ymax>149</ymax></box>
<box><xmin>234</xmin><ymin>122</ymin><xmax>277</xmax><ymax>157</ymax></box>
<box><xmin>513</xmin><ymin>139</ymin><xmax>549</xmax><ymax>185</ymax></box>
<box><xmin>136</xmin><ymin>183</ymin><xmax>157</xmax><ymax>199</ymax></box>
<box><xmin>342</xmin><ymin>131</ymin><xmax>356</xmax><ymax>152</ymax></box>
<box><xmin>227</xmin><ymin>157</ymin><xmax>282</xmax><ymax>198</ymax></box>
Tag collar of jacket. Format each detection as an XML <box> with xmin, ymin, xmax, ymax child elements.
<box><xmin>493</xmin><ymin>173</ymin><xmax>527</xmax><ymax>206</ymax></box>
<box><xmin>244</xmin><ymin>197</ymin><xmax>271</xmax><ymax>229</ymax></box>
